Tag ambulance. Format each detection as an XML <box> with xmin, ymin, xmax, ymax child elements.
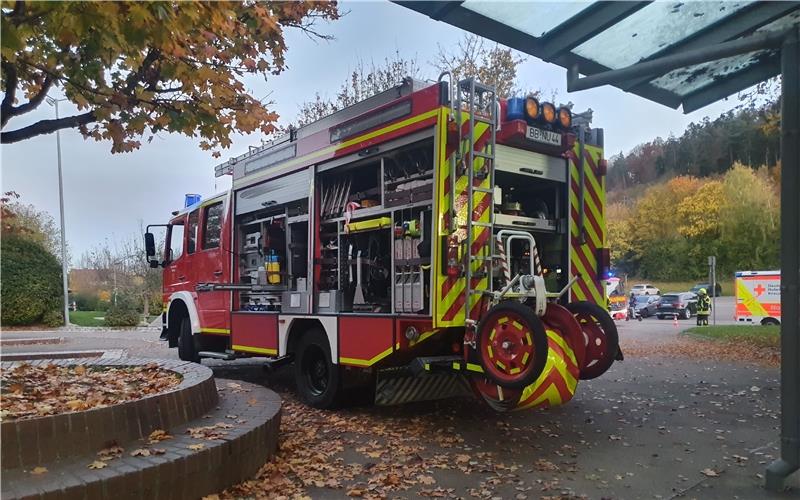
<box><xmin>735</xmin><ymin>270</ymin><xmax>781</xmax><ymax>325</ymax></box>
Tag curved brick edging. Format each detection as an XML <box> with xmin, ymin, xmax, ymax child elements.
<box><xmin>1</xmin><ymin>358</ymin><xmax>218</xmax><ymax>469</ymax></box>
<box><xmin>2</xmin><ymin>379</ymin><xmax>282</xmax><ymax>500</ymax></box>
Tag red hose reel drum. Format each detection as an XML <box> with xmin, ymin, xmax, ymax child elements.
<box><xmin>566</xmin><ymin>301</ymin><xmax>620</xmax><ymax>380</ymax></box>
<box><xmin>475</xmin><ymin>301</ymin><xmax>549</xmax><ymax>389</ymax></box>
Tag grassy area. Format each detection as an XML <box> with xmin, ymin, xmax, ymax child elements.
<box><xmin>685</xmin><ymin>325</ymin><xmax>780</xmax><ymax>349</ymax></box>
<box><xmin>625</xmin><ymin>277</ymin><xmax>734</xmax><ymax>296</ymax></box>
<box><xmin>69</xmin><ymin>310</ymin><xmax>106</xmax><ymax>327</ymax></box>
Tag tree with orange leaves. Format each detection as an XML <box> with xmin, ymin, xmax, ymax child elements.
<box><xmin>1</xmin><ymin>1</ymin><xmax>339</xmax><ymax>155</ymax></box>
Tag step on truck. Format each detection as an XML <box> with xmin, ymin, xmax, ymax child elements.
<box><xmin>145</xmin><ymin>76</ymin><xmax>621</xmax><ymax>411</ymax></box>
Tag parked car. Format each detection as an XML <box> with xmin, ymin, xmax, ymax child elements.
<box><xmin>656</xmin><ymin>292</ymin><xmax>698</xmax><ymax>319</ymax></box>
<box><xmin>632</xmin><ymin>294</ymin><xmax>661</xmax><ymax>318</ymax></box>
<box><xmin>690</xmin><ymin>282</ymin><xmax>722</xmax><ymax>297</ymax></box>
<box><xmin>631</xmin><ymin>283</ymin><xmax>661</xmax><ymax>296</ymax></box>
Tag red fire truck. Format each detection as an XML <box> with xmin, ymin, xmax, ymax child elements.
<box><xmin>145</xmin><ymin>76</ymin><xmax>620</xmax><ymax>411</ymax></box>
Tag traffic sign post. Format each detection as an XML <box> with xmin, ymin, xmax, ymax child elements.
<box><xmin>708</xmin><ymin>256</ymin><xmax>716</xmax><ymax>326</ymax></box>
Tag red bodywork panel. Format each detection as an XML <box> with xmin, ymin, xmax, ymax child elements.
<box><xmin>231</xmin><ymin>313</ymin><xmax>278</xmax><ymax>354</ymax></box>
<box><xmin>338</xmin><ymin>316</ymin><xmax>395</xmax><ymax>367</ymax></box>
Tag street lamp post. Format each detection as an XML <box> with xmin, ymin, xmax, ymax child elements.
<box><xmin>46</xmin><ymin>96</ymin><xmax>70</xmax><ymax>327</ymax></box>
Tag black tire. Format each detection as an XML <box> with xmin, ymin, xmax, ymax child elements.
<box><xmin>683</xmin><ymin>308</ymin><xmax>691</xmax><ymax>320</ymax></box>
<box><xmin>177</xmin><ymin>317</ymin><xmax>199</xmax><ymax>362</ymax></box>
<box><xmin>476</xmin><ymin>301</ymin><xmax>549</xmax><ymax>389</ymax></box>
<box><xmin>761</xmin><ymin>317</ymin><xmax>780</xmax><ymax>326</ymax></box>
<box><xmin>566</xmin><ymin>301</ymin><xmax>620</xmax><ymax>380</ymax></box>
<box><xmin>294</xmin><ymin>328</ymin><xmax>342</xmax><ymax>409</ymax></box>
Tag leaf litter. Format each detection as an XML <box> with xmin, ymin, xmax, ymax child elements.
<box><xmin>0</xmin><ymin>362</ymin><xmax>181</xmax><ymax>420</ymax></box>
<box><xmin>219</xmin><ymin>396</ymin><xmax>588</xmax><ymax>500</ymax></box>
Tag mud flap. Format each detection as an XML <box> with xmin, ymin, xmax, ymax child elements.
<box><xmin>375</xmin><ymin>367</ymin><xmax>472</xmax><ymax>406</ymax></box>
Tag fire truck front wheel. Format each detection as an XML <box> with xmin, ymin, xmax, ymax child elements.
<box><xmin>294</xmin><ymin>329</ymin><xmax>342</xmax><ymax>409</ymax></box>
<box><xmin>177</xmin><ymin>317</ymin><xmax>199</xmax><ymax>363</ymax></box>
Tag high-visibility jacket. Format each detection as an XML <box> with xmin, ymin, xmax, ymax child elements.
<box><xmin>697</xmin><ymin>295</ymin><xmax>711</xmax><ymax>315</ymax></box>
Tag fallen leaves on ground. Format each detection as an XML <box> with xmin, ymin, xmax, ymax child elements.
<box><xmin>0</xmin><ymin>363</ymin><xmax>182</xmax><ymax>420</ymax></box>
<box><xmin>187</xmin><ymin>422</ymin><xmax>231</xmax><ymax>441</ymax></box>
<box><xmin>148</xmin><ymin>429</ymin><xmax>173</xmax><ymax>443</ymax></box>
<box><xmin>30</xmin><ymin>466</ymin><xmax>47</xmax><ymax>475</ymax></box>
<box><xmin>622</xmin><ymin>336</ymin><xmax>779</xmax><ymax>367</ymax></box>
<box><xmin>219</xmin><ymin>396</ymin><xmax>585</xmax><ymax>500</ymax></box>
<box><xmin>189</xmin><ymin>443</ymin><xmax>206</xmax><ymax>451</ymax></box>
<box><xmin>131</xmin><ymin>448</ymin><xmax>151</xmax><ymax>457</ymax></box>
<box><xmin>97</xmin><ymin>445</ymin><xmax>124</xmax><ymax>461</ymax></box>
<box><xmin>88</xmin><ymin>460</ymin><xmax>107</xmax><ymax>469</ymax></box>
<box><xmin>701</xmin><ymin>468</ymin><xmax>720</xmax><ymax>478</ymax></box>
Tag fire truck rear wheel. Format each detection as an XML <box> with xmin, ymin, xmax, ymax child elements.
<box><xmin>294</xmin><ymin>328</ymin><xmax>342</xmax><ymax>409</ymax></box>
<box><xmin>177</xmin><ymin>317</ymin><xmax>199</xmax><ymax>363</ymax></box>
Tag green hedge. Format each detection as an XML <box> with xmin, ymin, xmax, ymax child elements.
<box><xmin>1</xmin><ymin>234</ymin><xmax>63</xmax><ymax>326</ymax></box>
<box><xmin>104</xmin><ymin>294</ymin><xmax>140</xmax><ymax>327</ymax></box>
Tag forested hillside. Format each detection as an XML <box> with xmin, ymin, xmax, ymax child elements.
<box><xmin>607</xmin><ymin>100</ymin><xmax>780</xmax><ymax>193</ymax></box>
<box><xmin>606</xmin><ymin>100</ymin><xmax>781</xmax><ymax>280</ymax></box>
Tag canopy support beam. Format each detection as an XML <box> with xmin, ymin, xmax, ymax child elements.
<box><xmin>766</xmin><ymin>25</ymin><xmax>800</xmax><ymax>492</ymax></box>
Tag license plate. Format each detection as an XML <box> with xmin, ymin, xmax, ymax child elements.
<box><xmin>526</xmin><ymin>126</ymin><xmax>562</xmax><ymax>147</ymax></box>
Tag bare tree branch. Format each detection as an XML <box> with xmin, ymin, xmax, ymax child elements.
<box><xmin>0</xmin><ymin>61</ymin><xmax>19</xmax><ymax>127</ymax></box>
<box><xmin>1</xmin><ymin>111</ymin><xmax>95</xmax><ymax>144</ymax></box>
<box><xmin>3</xmin><ymin>75</ymin><xmax>54</xmax><ymax>126</ymax></box>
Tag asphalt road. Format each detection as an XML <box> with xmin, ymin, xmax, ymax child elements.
<box><xmin>2</xmin><ymin>305</ymin><xmax>796</xmax><ymax>499</ymax></box>
<box><xmin>616</xmin><ymin>297</ymin><xmax>737</xmax><ymax>344</ymax></box>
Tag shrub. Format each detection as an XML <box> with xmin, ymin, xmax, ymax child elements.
<box><xmin>42</xmin><ymin>309</ymin><xmax>64</xmax><ymax>327</ymax></box>
<box><xmin>104</xmin><ymin>308</ymin><xmax>140</xmax><ymax>327</ymax></box>
<box><xmin>73</xmin><ymin>292</ymin><xmax>99</xmax><ymax>311</ymax></box>
<box><xmin>104</xmin><ymin>294</ymin><xmax>140</xmax><ymax>327</ymax></box>
<box><xmin>1</xmin><ymin>234</ymin><xmax>63</xmax><ymax>326</ymax></box>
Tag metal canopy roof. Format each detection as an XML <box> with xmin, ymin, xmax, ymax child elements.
<box><xmin>397</xmin><ymin>1</ymin><xmax>800</xmax><ymax>112</ymax></box>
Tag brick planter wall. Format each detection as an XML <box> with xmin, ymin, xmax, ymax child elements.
<box><xmin>1</xmin><ymin>358</ymin><xmax>218</xmax><ymax>469</ymax></box>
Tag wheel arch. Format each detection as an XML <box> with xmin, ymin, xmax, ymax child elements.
<box><xmin>166</xmin><ymin>292</ymin><xmax>201</xmax><ymax>337</ymax></box>
<box><xmin>280</xmin><ymin>316</ymin><xmax>338</xmax><ymax>364</ymax></box>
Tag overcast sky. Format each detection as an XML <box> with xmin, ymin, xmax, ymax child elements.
<box><xmin>1</xmin><ymin>0</ymin><xmax>743</xmax><ymax>264</ymax></box>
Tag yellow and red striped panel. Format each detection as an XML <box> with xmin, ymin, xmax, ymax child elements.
<box><xmin>568</xmin><ymin>143</ymin><xmax>606</xmax><ymax>306</ymax></box>
<box><xmin>434</xmin><ymin>110</ymin><xmax>493</xmax><ymax>327</ymax></box>
<box><xmin>515</xmin><ymin>329</ymin><xmax>580</xmax><ymax>410</ymax></box>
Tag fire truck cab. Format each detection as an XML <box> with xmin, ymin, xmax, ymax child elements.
<box><xmin>145</xmin><ymin>76</ymin><xmax>620</xmax><ymax>411</ymax></box>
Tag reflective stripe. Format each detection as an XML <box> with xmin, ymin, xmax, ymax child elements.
<box><xmin>340</xmin><ymin>345</ymin><xmax>394</xmax><ymax>367</ymax></box>
<box><xmin>233</xmin><ymin>344</ymin><xmax>277</xmax><ymax>355</ymax></box>
<box><xmin>200</xmin><ymin>328</ymin><xmax>230</xmax><ymax>335</ymax></box>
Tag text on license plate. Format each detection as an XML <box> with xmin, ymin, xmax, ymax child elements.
<box><xmin>526</xmin><ymin>126</ymin><xmax>562</xmax><ymax>147</ymax></box>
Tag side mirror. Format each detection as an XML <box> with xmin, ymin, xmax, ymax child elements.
<box><xmin>144</xmin><ymin>232</ymin><xmax>156</xmax><ymax>257</ymax></box>
<box><xmin>144</xmin><ymin>232</ymin><xmax>160</xmax><ymax>267</ymax></box>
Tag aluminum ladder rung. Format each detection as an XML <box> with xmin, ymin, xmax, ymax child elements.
<box><xmin>470</xmin><ymin>221</ymin><xmax>493</xmax><ymax>228</ymax></box>
<box><xmin>472</xmin><ymin>187</ymin><xmax>493</xmax><ymax>194</ymax></box>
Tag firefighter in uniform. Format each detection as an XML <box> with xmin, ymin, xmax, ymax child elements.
<box><xmin>696</xmin><ymin>288</ymin><xmax>711</xmax><ymax>326</ymax></box>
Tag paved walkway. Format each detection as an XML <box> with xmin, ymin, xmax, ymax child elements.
<box><xmin>2</xmin><ymin>323</ymin><xmax>795</xmax><ymax>498</ymax></box>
